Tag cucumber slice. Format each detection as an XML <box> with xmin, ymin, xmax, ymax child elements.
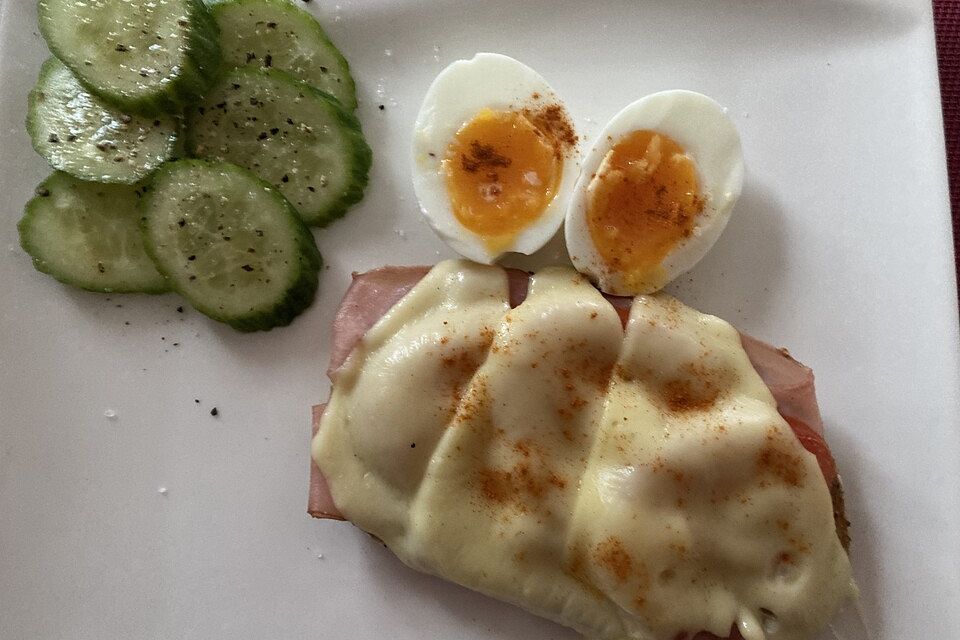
<box><xmin>140</xmin><ymin>160</ymin><xmax>321</xmax><ymax>331</ymax></box>
<box><xmin>38</xmin><ymin>0</ymin><xmax>222</xmax><ymax>115</ymax></box>
<box><xmin>212</xmin><ymin>0</ymin><xmax>357</xmax><ymax>110</ymax></box>
<box><xmin>27</xmin><ymin>58</ymin><xmax>179</xmax><ymax>184</ymax></box>
<box><xmin>18</xmin><ymin>172</ymin><xmax>169</xmax><ymax>294</ymax></box>
<box><xmin>186</xmin><ymin>67</ymin><xmax>371</xmax><ymax>226</ymax></box>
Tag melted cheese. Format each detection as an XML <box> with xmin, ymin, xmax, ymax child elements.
<box><xmin>314</xmin><ymin>261</ymin><xmax>856</xmax><ymax>640</ymax></box>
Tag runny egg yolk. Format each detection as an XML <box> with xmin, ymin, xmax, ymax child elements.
<box><xmin>586</xmin><ymin>130</ymin><xmax>705</xmax><ymax>292</ymax></box>
<box><xmin>443</xmin><ymin>108</ymin><xmax>563</xmax><ymax>253</ymax></box>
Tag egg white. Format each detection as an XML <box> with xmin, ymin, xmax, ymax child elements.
<box><xmin>565</xmin><ymin>90</ymin><xmax>744</xmax><ymax>295</ymax></box>
<box><xmin>412</xmin><ymin>52</ymin><xmax>580</xmax><ymax>264</ymax></box>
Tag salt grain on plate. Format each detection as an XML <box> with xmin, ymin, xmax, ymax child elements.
<box><xmin>104</xmin><ymin>409</ymin><xmax>117</xmax><ymax>419</ymax></box>
<box><xmin>158</xmin><ymin>486</ymin><xmax>168</xmax><ymax>495</ymax></box>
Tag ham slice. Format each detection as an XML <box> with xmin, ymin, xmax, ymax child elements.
<box><xmin>326</xmin><ymin>266</ymin><xmax>531</xmax><ymax>378</ymax></box>
<box><xmin>739</xmin><ymin>333</ymin><xmax>823</xmax><ymax>434</ymax></box>
<box><xmin>309</xmin><ymin>266</ymin><xmax>833</xmax><ymax>522</ymax></box>
<box><xmin>327</xmin><ymin>266</ymin><xmax>428</xmax><ymax>379</ymax></box>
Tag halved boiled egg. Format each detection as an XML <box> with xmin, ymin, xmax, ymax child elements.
<box><xmin>566</xmin><ymin>90</ymin><xmax>744</xmax><ymax>295</ymax></box>
<box><xmin>412</xmin><ymin>53</ymin><xmax>579</xmax><ymax>263</ymax></box>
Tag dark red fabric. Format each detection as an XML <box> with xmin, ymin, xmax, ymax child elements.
<box><xmin>933</xmin><ymin>0</ymin><xmax>960</xmax><ymax>293</ymax></box>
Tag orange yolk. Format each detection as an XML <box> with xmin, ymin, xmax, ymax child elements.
<box><xmin>443</xmin><ymin>108</ymin><xmax>563</xmax><ymax>252</ymax></box>
<box><xmin>586</xmin><ymin>130</ymin><xmax>704</xmax><ymax>292</ymax></box>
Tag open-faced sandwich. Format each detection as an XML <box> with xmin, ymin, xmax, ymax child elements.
<box><xmin>308</xmin><ymin>261</ymin><xmax>855</xmax><ymax>640</ymax></box>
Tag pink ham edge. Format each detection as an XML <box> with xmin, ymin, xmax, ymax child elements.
<box><xmin>308</xmin><ymin>266</ymin><xmax>826</xmax><ymax>520</ymax></box>
<box><xmin>327</xmin><ymin>266</ymin><xmax>430</xmax><ymax>380</ymax></box>
<box><xmin>738</xmin><ymin>333</ymin><xmax>823</xmax><ymax>433</ymax></box>
<box><xmin>309</xmin><ymin>404</ymin><xmax>342</xmax><ymax>520</ymax></box>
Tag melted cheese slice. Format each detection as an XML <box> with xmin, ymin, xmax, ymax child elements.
<box><xmin>314</xmin><ymin>261</ymin><xmax>855</xmax><ymax>640</ymax></box>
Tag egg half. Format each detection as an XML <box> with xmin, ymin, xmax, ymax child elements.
<box><xmin>566</xmin><ymin>90</ymin><xmax>744</xmax><ymax>295</ymax></box>
<box><xmin>412</xmin><ymin>53</ymin><xmax>579</xmax><ymax>263</ymax></box>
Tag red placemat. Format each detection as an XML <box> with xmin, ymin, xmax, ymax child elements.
<box><xmin>934</xmin><ymin>0</ymin><xmax>960</xmax><ymax>289</ymax></box>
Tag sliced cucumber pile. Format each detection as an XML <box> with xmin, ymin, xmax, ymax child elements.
<box><xmin>38</xmin><ymin>0</ymin><xmax>222</xmax><ymax>115</ymax></box>
<box><xmin>140</xmin><ymin>160</ymin><xmax>321</xmax><ymax>332</ymax></box>
<box><xmin>28</xmin><ymin>58</ymin><xmax>179</xmax><ymax>184</ymax></box>
<box><xmin>22</xmin><ymin>0</ymin><xmax>368</xmax><ymax>330</ymax></box>
<box><xmin>212</xmin><ymin>0</ymin><xmax>358</xmax><ymax>110</ymax></box>
<box><xmin>186</xmin><ymin>67</ymin><xmax>371</xmax><ymax>226</ymax></box>
<box><xmin>18</xmin><ymin>172</ymin><xmax>169</xmax><ymax>294</ymax></box>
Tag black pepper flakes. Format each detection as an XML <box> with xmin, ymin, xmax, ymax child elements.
<box><xmin>210</xmin><ymin>407</ymin><xmax>219</xmax><ymax>416</ymax></box>
<box><xmin>241</xmin><ymin>264</ymin><xmax>254</xmax><ymax>272</ymax></box>
<box><xmin>176</xmin><ymin>306</ymin><xmax>184</xmax><ymax>313</ymax></box>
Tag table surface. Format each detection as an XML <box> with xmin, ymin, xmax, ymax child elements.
<box><xmin>934</xmin><ymin>0</ymin><xmax>959</xmax><ymax>290</ymax></box>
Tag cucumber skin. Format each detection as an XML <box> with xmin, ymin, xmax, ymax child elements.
<box><xmin>26</xmin><ymin>58</ymin><xmax>178</xmax><ymax>184</ymax></box>
<box><xmin>312</xmin><ymin>95</ymin><xmax>372</xmax><ymax>227</ymax></box>
<box><xmin>18</xmin><ymin>173</ymin><xmax>171</xmax><ymax>294</ymax></box>
<box><xmin>210</xmin><ymin>0</ymin><xmax>358</xmax><ymax>110</ymax></box>
<box><xmin>38</xmin><ymin>0</ymin><xmax>223</xmax><ymax>116</ymax></box>
<box><xmin>139</xmin><ymin>159</ymin><xmax>322</xmax><ymax>332</ymax></box>
<box><xmin>184</xmin><ymin>67</ymin><xmax>372</xmax><ymax>228</ymax></box>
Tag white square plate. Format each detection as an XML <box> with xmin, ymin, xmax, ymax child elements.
<box><xmin>1</xmin><ymin>1</ymin><xmax>958</xmax><ymax>638</ymax></box>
